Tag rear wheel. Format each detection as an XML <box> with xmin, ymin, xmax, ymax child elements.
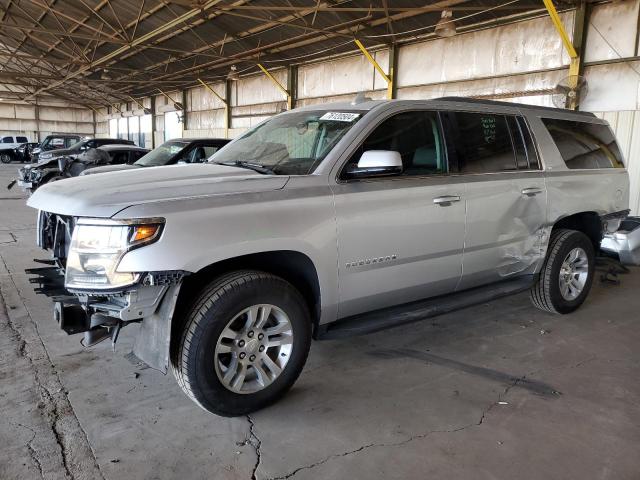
<box><xmin>0</xmin><ymin>152</ymin><xmax>13</xmax><ymax>164</ymax></box>
<box><xmin>531</xmin><ymin>229</ymin><xmax>595</xmax><ymax>314</ymax></box>
<box><xmin>171</xmin><ymin>271</ymin><xmax>311</xmax><ymax>416</ymax></box>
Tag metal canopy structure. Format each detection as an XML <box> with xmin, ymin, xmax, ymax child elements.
<box><xmin>0</xmin><ymin>0</ymin><xmax>558</xmax><ymax>107</ymax></box>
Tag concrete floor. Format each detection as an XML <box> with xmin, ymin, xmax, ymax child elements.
<box><xmin>1</xmin><ymin>162</ymin><xmax>639</xmax><ymax>480</ymax></box>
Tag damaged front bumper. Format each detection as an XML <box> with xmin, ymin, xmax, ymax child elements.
<box><xmin>8</xmin><ymin>165</ymin><xmax>39</xmax><ymax>191</ymax></box>
<box><xmin>28</xmin><ymin>264</ymin><xmax>184</xmax><ymax>372</ymax></box>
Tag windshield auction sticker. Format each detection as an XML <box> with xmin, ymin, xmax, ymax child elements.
<box><xmin>320</xmin><ymin>112</ymin><xmax>361</xmax><ymax>122</ymax></box>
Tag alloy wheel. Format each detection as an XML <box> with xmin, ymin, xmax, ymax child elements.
<box><xmin>558</xmin><ymin>247</ymin><xmax>589</xmax><ymax>301</ymax></box>
<box><xmin>214</xmin><ymin>304</ymin><xmax>293</xmax><ymax>394</ymax></box>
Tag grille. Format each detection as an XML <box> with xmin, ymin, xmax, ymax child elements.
<box><xmin>37</xmin><ymin>211</ymin><xmax>75</xmax><ymax>267</ymax></box>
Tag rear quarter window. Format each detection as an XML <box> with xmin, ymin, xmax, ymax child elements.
<box><xmin>16</xmin><ymin>136</ymin><xmax>28</xmax><ymax>143</ymax></box>
<box><xmin>542</xmin><ymin>118</ymin><xmax>624</xmax><ymax>169</ymax></box>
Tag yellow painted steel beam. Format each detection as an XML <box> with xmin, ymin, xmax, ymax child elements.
<box><xmin>197</xmin><ymin>78</ymin><xmax>227</xmax><ymax>105</ymax></box>
<box><xmin>257</xmin><ymin>63</ymin><xmax>292</xmax><ymax>109</ymax></box>
<box><xmin>198</xmin><ymin>78</ymin><xmax>229</xmax><ymax>138</ymax></box>
<box><xmin>128</xmin><ymin>95</ymin><xmax>146</xmax><ymax>111</ymax></box>
<box><xmin>354</xmin><ymin>39</ymin><xmax>393</xmax><ymax>99</ymax></box>
<box><xmin>542</xmin><ymin>0</ymin><xmax>579</xmax><ymax>75</ymax></box>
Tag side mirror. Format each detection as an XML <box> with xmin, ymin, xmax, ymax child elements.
<box><xmin>347</xmin><ymin>150</ymin><xmax>403</xmax><ymax>178</ymax></box>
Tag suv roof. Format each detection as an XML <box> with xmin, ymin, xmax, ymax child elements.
<box><xmin>293</xmin><ymin>97</ymin><xmax>598</xmax><ymax>120</ymax></box>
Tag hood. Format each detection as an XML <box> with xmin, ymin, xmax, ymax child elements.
<box><xmin>29</xmin><ymin>154</ymin><xmax>76</xmax><ymax>170</ymax></box>
<box><xmin>81</xmin><ymin>164</ymin><xmax>137</xmax><ymax>176</ymax></box>
<box><xmin>27</xmin><ymin>163</ymin><xmax>290</xmax><ymax>218</ymax></box>
<box><xmin>37</xmin><ymin>148</ymin><xmax>74</xmax><ymax>161</ymax></box>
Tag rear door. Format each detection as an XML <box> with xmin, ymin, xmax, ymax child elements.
<box><xmin>332</xmin><ymin>109</ymin><xmax>466</xmax><ymax>318</ymax></box>
<box><xmin>442</xmin><ymin>111</ymin><xmax>547</xmax><ymax>290</ymax></box>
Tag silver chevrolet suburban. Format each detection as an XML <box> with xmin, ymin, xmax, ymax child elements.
<box><xmin>27</xmin><ymin>98</ymin><xmax>630</xmax><ymax>416</ymax></box>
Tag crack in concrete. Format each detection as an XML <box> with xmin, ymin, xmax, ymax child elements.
<box><xmin>14</xmin><ymin>422</ymin><xmax>45</xmax><ymax>479</ymax></box>
<box><xmin>267</xmin><ymin>372</ymin><xmax>535</xmax><ymax>480</ymax></box>
<box><xmin>1</xmin><ymin>285</ymin><xmax>75</xmax><ymax>479</ymax></box>
<box><xmin>247</xmin><ymin>414</ymin><xmax>263</xmax><ymax>480</ymax></box>
<box><xmin>0</xmin><ymin>252</ymin><xmax>104</xmax><ymax>480</ymax></box>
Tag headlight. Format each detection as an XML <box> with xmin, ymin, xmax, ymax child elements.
<box><xmin>65</xmin><ymin>218</ymin><xmax>164</xmax><ymax>290</ymax></box>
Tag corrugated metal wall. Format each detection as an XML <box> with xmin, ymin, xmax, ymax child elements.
<box><xmin>0</xmin><ymin>100</ymin><xmax>95</xmax><ymax>140</ymax></box>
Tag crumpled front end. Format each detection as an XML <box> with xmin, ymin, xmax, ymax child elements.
<box><xmin>13</xmin><ymin>164</ymin><xmax>54</xmax><ymax>192</ymax></box>
<box><xmin>28</xmin><ymin>210</ymin><xmax>184</xmax><ymax>372</ymax></box>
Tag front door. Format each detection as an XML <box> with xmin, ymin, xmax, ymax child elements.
<box><xmin>332</xmin><ymin>110</ymin><xmax>466</xmax><ymax>319</ymax></box>
<box><xmin>442</xmin><ymin>111</ymin><xmax>547</xmax><ymax>290</ymax></box>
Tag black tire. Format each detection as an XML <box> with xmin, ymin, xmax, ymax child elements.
<box><xmin>531</xmin><ymin>229</ymin><xmax>595</xmax><ymax>314</ymax></box>
<box><xmin>171</xmin><ymin>270</ymin><xmax>312</xmax><ymax>416</ymax></box>
<box><xmin>0</xmin><ymin>152</ymin><xmax>13</xmax><ymax>164</ymax></box>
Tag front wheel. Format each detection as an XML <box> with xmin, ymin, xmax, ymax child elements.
<box><xmin>171</xmin><ymin>271</ymin><xmax>312</xmax><ymax>416</ymax></box>
<box><xmin>531</xmin><ymin>229</ymin><xmax>595</xmax><ymax>314</ymax></box>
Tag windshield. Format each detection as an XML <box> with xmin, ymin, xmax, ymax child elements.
<box><xmin>67</xmin><ymin>140</ymin><xmax>85</xmax><ymax>151</ymax></box>
<box><xmin>211</xmin><ymin>110</ymin><xmax>363</xmax><ymax>175</ymax></box>
<box><xmin>135</xmin><ymin>141</ymin><xmax>189</xmax><ymax>167</ymax></box>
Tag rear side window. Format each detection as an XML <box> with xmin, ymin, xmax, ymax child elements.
<box><xmin>444</xmin><ymin>112</ymin><xmax>516</xmax><ymax>173</ymax></box>
<box><xmin>65</xmin><ymin>137</ymin><xmax>79</xmax><ymax>148</ymax></box>
<box><xmin>542</xmin><ymin>118</ymin><xmax>624</xmax><ymax>169</ymax></box>
<box><xmin>16</xmin><ymin>136</ymin><xmax>28</xmax><ymax>143</ymax></box>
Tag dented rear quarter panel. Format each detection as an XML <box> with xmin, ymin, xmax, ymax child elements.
<box><xmin>526</xmin><ymin>114</ymin><xmax>630</xmax><ymax>221</ymax></box>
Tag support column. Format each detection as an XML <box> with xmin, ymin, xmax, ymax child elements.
<box><xmin>225</xmin><ymin>80</ymin><xmax>232</xmax><ymax>138</ymax></box>
<box><xmin>388</xmin><ymin>43</ymin><xmax>398</xmax><ymax>100</ymax></box>
<box><xmin>573</xmin><ymin>0</ymin><xmax>591</xmax><ymax>75</ymax></box>
<box><xmin>34</xmin><ymin>99</ymin><xmax>41</xmax><ymax>142</ymax></box>
<box><xmin>150</xmin><ymin>96</ymin><xmax>157</xmax><ymax>148</ymax></box>
<box><xmin>287</xmin><ymin>65</ymin><xmax>298</xmax><ymax>110</ymax></box>
<box><xmin>181</xmin><ymin>90</ymin><xmax>188</xmax><ymax>130</ymax></box>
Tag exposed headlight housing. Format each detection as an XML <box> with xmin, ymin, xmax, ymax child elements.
<box><xmin>65</xmin><ymin>218</ymin><xmax>164</xmax><ymax>290</ymax></box>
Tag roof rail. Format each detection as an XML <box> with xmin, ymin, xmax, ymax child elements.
<box><xmin>436</xmin><ymin>96</ymin><xmax>596</xmax><ymax>118</ymax></box>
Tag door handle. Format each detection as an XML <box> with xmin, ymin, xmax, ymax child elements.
<box><xmin>433</xmin><ymin>195</ymin><xmax>461</xmax><ymax>206</ymax></box>
<box><xmin>521</xmin><ymin>187</ymin><xmax>543</xmax><ymax>197</ymax></box>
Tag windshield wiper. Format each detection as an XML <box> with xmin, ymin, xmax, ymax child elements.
<box><xmin>215</xmin><ymin>160</ymin><xmax>275</xmax><ymax>175</ymax></box>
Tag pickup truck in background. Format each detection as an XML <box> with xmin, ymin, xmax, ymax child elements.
<box><xmin>31</xmin><ymin>134</ymin><xmax>82</xmax><ymax>162</ymax></box>
<box><xmin>0</xmin><ymin>135</ymin><xmax>30</xmax><ymax>163</ymax></box>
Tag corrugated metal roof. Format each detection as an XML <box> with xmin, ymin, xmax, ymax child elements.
<box><xmin>0</xmin><ymin>0</ymin><xmax>548</xmax><ymax>106</ymax></box>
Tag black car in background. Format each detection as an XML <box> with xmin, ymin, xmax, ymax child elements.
<box><xmin>34</xmin><ymin>137</ymin><xmax>135</xmax><ymax>164</ymax></box>
<box><xmin>31</xmin><ymin>134</ymin><xmax>82</xmax><ymax>162</ymax></box>
<box><xmin>18</xmin><ymin>142</ymin><xmax>40</xmax><ymax>163</ymax></box>
<box><xmin>82</xmin><ymin>138</ymin><xmax>230</xmax><ymax>176</ymax></box>
<box><xmin>11</xmin><ymin>144</ymin><xmax>149</xmax><ymax>193</ymax></box>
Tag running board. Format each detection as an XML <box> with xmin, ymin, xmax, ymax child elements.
<box><xmin>319</xmin><ymin>275</ymin><xmax>535</xmax><ymax>339</ymax></box>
